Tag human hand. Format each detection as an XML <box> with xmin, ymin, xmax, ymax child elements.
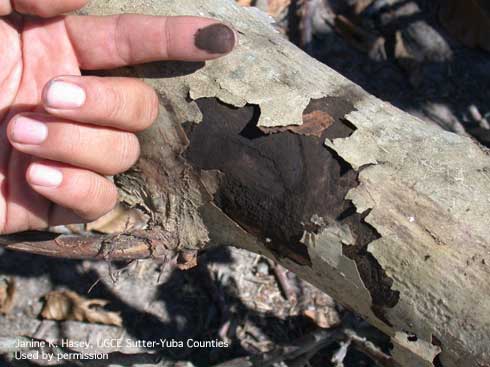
<box><xmin>0</xmin><ymin>0</ymin><xmax>237</xmax><ymax>234</ymax></box>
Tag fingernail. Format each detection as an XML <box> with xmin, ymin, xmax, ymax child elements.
<box><xmin>44</xmin><ymin>80</ymin><xmax>86</xmax><ymax>109</ymax></box>
<box><xmin>194</xmin><ymin>23</ymin><xmax>236</xmax><ymax>54</ymax></box>
<box><xmin>10</xmin><ymin>116</ymin><xmax>48</xmax><ymax>145</ymax></box>
<box><xmin>28</xmin><ymin>163</ymin><xmax>63</xmax><ymax>188</ymax></box>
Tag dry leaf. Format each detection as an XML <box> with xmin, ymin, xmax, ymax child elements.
<box><xmin>439</xmin><ymin>0</ymin><xmax>490</xmax><ymax>52</ymax></box>
<box><xmin>0</xmin><ymin>278</ymin><xmax>16</xmax><ymax>315</ymax></box>
<box><xmin>235</xmin><ymin>0</ymin><xmax>290</xmax><ymax>18</ymax></box>
<box><xmin>236</xmin><ymin>0</ymin><xmax>253</xmax><ymax>6</ymax></box>
<box><xmin>393</xmin><ymin>30</ymin><xmax>423</xmax><ymax>87</ymax></box>
<box><xmin>41</xmin><ymin>290</ymin><xmax>122</xmax><ymax>327</ymax></box>
<box><xmin>303</xmin><ymin>307</ymin><xmax>341</xmax><ymax>329</ymax></box>
<box><xmin>268</xmin><ymin>0</ymin><xmax>291</xmax><ymax>18</ymax></box>
<box><xmin>86</xmin><ymin>203</ymin><xmax>148</xmax><ymax>234</ymax></box>
<box><xmin>176</xmin><ymin>250</ymin><xmax>198</xmax><ymax>270</ymax></box>
<box><xmin>394</xmin><ymin>30</ymin><xmax>419</xmax><ymax>69</ymax></box>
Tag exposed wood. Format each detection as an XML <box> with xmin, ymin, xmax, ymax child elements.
<box><xmin>2</xmin><ymin>1</ymin><xmax>490</xmax><ymax>366</ymax></box>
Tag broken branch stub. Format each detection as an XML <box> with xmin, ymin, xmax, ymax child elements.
<box><xmin>1</xmin><ymin>0</ymin><xmax>490</xmax><ymax>366</ymax></box>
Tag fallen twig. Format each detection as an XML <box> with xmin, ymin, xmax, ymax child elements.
<box><xmin>270</xmin><ymin>260</ymin><xmax>297</xmax><ymax>303</ymax></box>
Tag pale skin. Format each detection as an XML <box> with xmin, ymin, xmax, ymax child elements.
<box><xmin>0</xmin><ymin>0</ymin><xmax>237</xmax><ymax>234</ymax></box>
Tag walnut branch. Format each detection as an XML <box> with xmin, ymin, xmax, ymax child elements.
<box><xmin>0</xmin><ymin>230</ymin><xmax>163</xmax><ymax>260</ymax></box>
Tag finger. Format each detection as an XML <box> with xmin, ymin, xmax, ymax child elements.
<box><xmin>41</xmin><ymin>76</ymin><xmax>158</xmax><ymax>131</ymax></box>
<box><xmin>64</xmin><ymin>15</ymin><xmax>238</xmax><ymax>69</ymax></box>
<box><xmin>49</xmin><ymin>206</ymin><xmax>88</xmax><ymax>227</ymax></box>
<box><xmin>0</xmin><ymin>0</ymin><xmax>87</xmax><ymax>17</ymax></box>
<box><xmin>8</xmin><ymin>113</ymin><xmax>141</xmax><ymax>176</ymax></box>
<box><xmin>26</xmin><ymin>160</ymin><xmax>118</xmax><ymax>222</ymax></box>
<box><xmin>0</xmin><ymin>0</ymin><xmax>11</xmax><ymax>15</ymax></box>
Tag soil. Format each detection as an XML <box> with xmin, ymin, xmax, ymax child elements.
<box><xmin>0</xmin><ymin>246</ymin><xmax>384</xmax><ymax>366</ymax></box>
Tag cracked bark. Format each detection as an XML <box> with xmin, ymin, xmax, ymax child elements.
<box><xmin>1</xmin><ymin>1</ymin><xmax>490</xmax><ymax>366</ymax></box>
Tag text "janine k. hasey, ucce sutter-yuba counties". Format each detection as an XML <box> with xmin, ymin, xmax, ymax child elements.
<box><xmin>97</xmin><ymin>338</ymin><xmax>230</xmax><ymax>349</ymax></box>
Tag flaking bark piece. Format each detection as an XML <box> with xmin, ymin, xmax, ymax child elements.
<box><xmin>41</xmin><ymin>290</ymin><xmax>122</xmax><ymax>327</ymax></box>
<box><xmin>261</xmin><ymin>110</ymin><xmax>334</xmax><ymax>137</ymax></box>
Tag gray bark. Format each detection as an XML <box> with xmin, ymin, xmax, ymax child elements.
<box><xmin>2</xmin><ymin>1</ymin><xmax>490</xmax><ymax>366</ymax></box>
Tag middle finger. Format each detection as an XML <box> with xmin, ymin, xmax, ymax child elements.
<box><xmin>7</xmin><ymin>113</ymin><xmax>141</xmax><ymax>176</ymax></box>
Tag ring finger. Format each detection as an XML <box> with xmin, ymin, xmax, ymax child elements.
<box><xmin>27</xmin><ymin>159</ymin><xmax>118</xmax><ymax>222</ymax></box>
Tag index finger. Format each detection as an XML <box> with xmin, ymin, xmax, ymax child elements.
<box><xmin>0</xmin><ymin>0</ymin><xmax>87</xmax><ymax>17</ymax></box>
<box><xmin>64</xmin><ymin>15</ymin><xmax>238</xmax><ymax>70</ymax></box>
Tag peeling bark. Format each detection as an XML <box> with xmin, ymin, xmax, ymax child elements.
<box><xmin>2</xmin><ymin>1</ymin><xmax>490</xmax><ymax>366</ymax></box>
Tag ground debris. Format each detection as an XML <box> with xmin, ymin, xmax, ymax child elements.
<box><xmin>0</xmin><ymin>278</ymin><xmax>15</xmax><ymax>315</ymax></box>
<box><xmin>235</xmin><ymin>0</ymin><xmax>291</xmax><ymax>18</ymax></box>
<box><xmin>439</xmin><ymin>0</ymin><xmax>490</xmax><ymax>52</ymax></box>
<box><xmin>40</xmin><ymin>290</ymin><xmax>122</xmax><ymax>327</ymax></box>
<box><xmin>303</xmin><ymin>307</ymin><xmax>341</xmax><ymax>329</ymax></box>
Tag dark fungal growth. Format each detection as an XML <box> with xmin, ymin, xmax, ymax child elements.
<box><xmin>184</xmin><ymin>96</ymin><xmax>400</xmax><ymax>321</ymax></box>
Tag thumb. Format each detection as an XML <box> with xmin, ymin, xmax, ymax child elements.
<box><xmin>0</xmin><ymin>0</ymin><xmax>87</xmax><ymax>17</ymax></box>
